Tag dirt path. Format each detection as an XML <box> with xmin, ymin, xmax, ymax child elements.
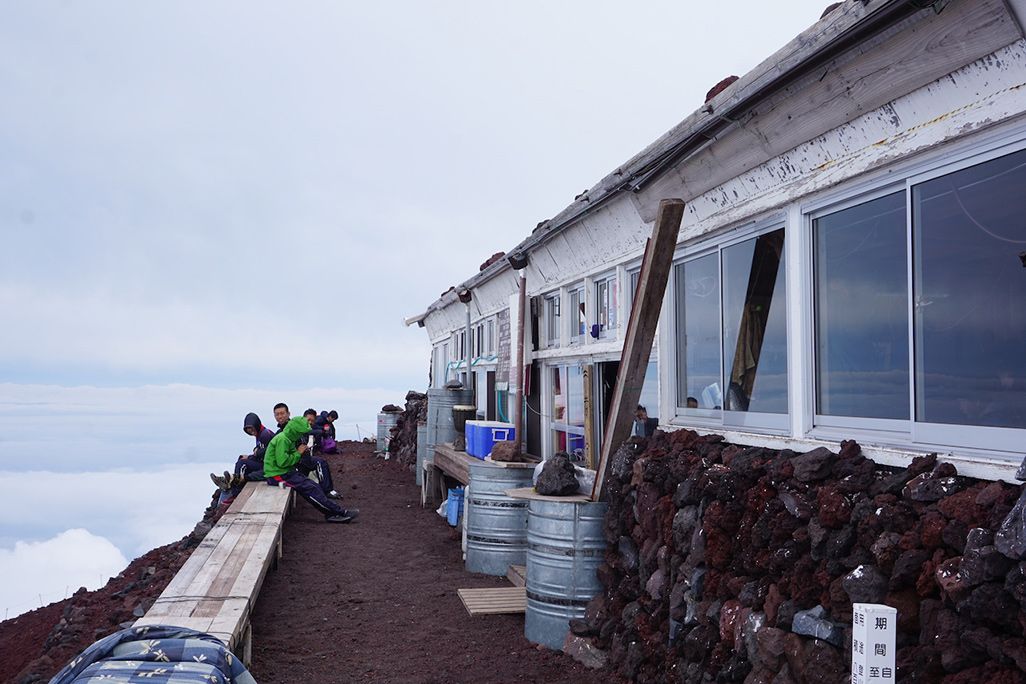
<box><xmin>249</xmin><ymin>441</ymin><xmax>609</xmax><ymax>684</ymax></box>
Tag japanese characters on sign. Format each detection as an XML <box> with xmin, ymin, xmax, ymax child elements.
<box><xmin>852</xmin><ymin>603</ymin><xmax>896</xmax><ymax>684</ymax></box>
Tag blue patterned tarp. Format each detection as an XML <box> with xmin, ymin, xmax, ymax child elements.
<box><xmin>49</xmin><ymin>624</ymin><xmax>257</xmax><ymax>684</ymax></box>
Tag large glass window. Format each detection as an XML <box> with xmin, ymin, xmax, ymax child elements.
<box><xmin>722</xmin><ymin>229</ymin><xmax>788</xmax><ymax>414</ymax></box>
<box><xmin>551</xmin><ymin>365</ymin><xmax>585</xmax><ymax>457</ymax></box>
<box><xmin>544</xmin><ymin>294</ymin><xmax>560</xmax><ymax>348</ymax></box>
<box><xmin>912</xmin><ymin>149</ymin><xmax>1026</xmax><ymax>430</ymax></box>
<box><xmin>814</xmin><ymin>192</ymin><xmax>909</xmax><ymax>420</ymax></box>
<box><xmin>675</xmin><ymin>254</ymin><xmax>721</xmax><ymax>410</ymax></box>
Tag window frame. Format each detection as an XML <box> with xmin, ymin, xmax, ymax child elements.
<box><xmin>593</xmin><ymin>271</ymin><xmax>618</xmax><ymax>339</ymax></box>
<box><xmin>543</xmin><ymin>292</ymin><xmax>561</xmax><ymax>349</ymax></box>
<box><xmin>568</xmin><ymin>285</ymin><xmax>585</xmax><ymax>346</ymax></box>
<box><xmin>806</xmin><ymin>182</ymin><xmax>911</xmax><ymax>438</ymax></box>
<box><xmin>802</xmin><ymin>136</ymin><xmax>1026</xmax><ymax>457</ymax></box>
<box><xmin>669</xmin><ymin>217</ymin><xmax>790</xmax><ymax>434</ymax></box>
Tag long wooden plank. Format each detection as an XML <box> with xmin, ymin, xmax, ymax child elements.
<box><xmin>457</xmin><ymin>587</ymin><xmax>526</xmax><ymax>615</ymax></box>
<box><xmin>156</xmin><ymin>524</ymin><xmax>233</xmax><ymax>597</ymax></box>
<box><xmin>582</xmin><ymin>365</ymin><xmax>595</xmax><ymax>469</ymax></box>
<box><xmin>134</xmin><ymin>615</ymin><xmax>215</xmax><ymax>633</ymax></box>
<box><xmin>239</xmin><ymin>483</ymin><xmax>291</xmax><ymax>516</ymax></box>
<box><xmin>433</xmin><ymin>443</ymin><xmax>473</xmax><ymax>485</ymax></box>
<box><xmin>227</xmin><ymin>482</ymin><xmax>257</xmax><ymax>510</ymax></box>
<box><xmin>223</xmin><ymin>525</ymin><xmax>281</xmax><ymax>609</ymax></box>
<box><xmin>592</xmin><ymin>199</ymin><xmax>684</xmax><ymax>501</ymax></box>
<box><xmin>505</xmin><ymin>487</ymin><xmax>592</xmax><ymax>503</ymax></box>
<box><xmin>193</xmin><ymin>525</ymin><xmax>263</xmax><ymax>616</ymax></box>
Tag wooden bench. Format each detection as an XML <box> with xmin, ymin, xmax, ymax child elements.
<box><xmin>134</xmin><ymin>482</ymin><xmax>292</xmax><ymax>663</ymax></box>
<box><xmin>423</xmin><ymin>443</ymin><xmax>540</xmax><ymax>509</ymax></box>
<box><xmin>423</xmin><ymin>442</ymin><xmax>475</xmax><ymax>508</ymax></box>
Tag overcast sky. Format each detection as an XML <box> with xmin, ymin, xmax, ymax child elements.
<box><xmin>0</xmin><ymin>0</ymin><xmax>832</xmax><ymax>391</ymax></box>
<box><xmin>0</xmin><ymin>0</ymin><xmax>832</xmax><ymax>617</ymax></box>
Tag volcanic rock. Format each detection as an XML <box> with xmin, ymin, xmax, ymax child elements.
<box><xmin>792</xmin><ymin>447</ymin><xmax>835</xmax><ymax>482</ymax></box>
<box><xmin>791</xmin><ymin>606</ymin><xmax>843</xmax><ymax>647</ymax></box>
<box><xmin>535</xmin><ymin>452</ymin><xmax>579</xmax><ymax>496</ymax></box>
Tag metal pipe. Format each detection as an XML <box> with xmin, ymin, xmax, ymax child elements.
<box><xmin>512</xmin><ymin>273</ymin><xmax>526</xmax><ymax>456</ymax></box>
<box><xmin>465</xmin><ymin>302</ymin><xmax>473</xmax><ymax>398</ymax></box>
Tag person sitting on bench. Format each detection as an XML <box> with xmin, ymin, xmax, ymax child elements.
<box><xmin>299</xmin><ymin>408</ymin><xmax>343</xmax><ymax>499</ymax></box>
<box><xmin>264</xmin><ymin>416</ymin><xmax>358</xmax><ymax>523</ymax></box>
<box><xmin>210</xmin><ymin>412</ymin><xmax>275</xmax><ymax>502</ymax></box>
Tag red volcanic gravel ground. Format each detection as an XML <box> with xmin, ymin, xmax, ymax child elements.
<box><xmin>249</xmin><ymin>441</ymin><xmax>610</xmax><ymax>684</ymax></box>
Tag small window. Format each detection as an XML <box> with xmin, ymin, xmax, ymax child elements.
<box><xmin>544</xmin><ymin>294</ymin><xmax>561</xmax><ymax>348</ymax></box>
<box><xmin>722</xmin><ymin>229</ymin><xmax>787</xmax><ymax>415</ymax></box>
<box><xmin>569</xmin><ymin>287</ymin><xmax>585</xmax><ymax>344</ymax></box>
<box><xmin>628</xmin><ymin>269</ymin><xmax>640</xmax><ymax>310</ymax></box>
<box><xmin>486</xmin><ymin>319</ymin><xmax>496</xmax><ymax>355</ymax></box>
<box><xmin>675</xmin><ymin>254</ymin><xmax>721</xmax><ymax>411</ymax></box>
<box><xmin>595</xmin><ymin>275</ymin><xmax>619</xmax><ymax>338</ymax></box>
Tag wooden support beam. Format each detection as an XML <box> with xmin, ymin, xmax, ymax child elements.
<box><xmin>582</xmin><ymin>364</ymin><xmax>595</xmax><ymax>469</ymax></box>
<box><xmin>591</xmin><ymin>198</ymin><xmax>685</xmax><ymax>501</ymax></box>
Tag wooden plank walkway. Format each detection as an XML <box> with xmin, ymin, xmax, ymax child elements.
<box><xmin>135</xmin><ymin>482</ymin><xmax>292</xmax><ymax>663</ymax></box>
<box><xmin>457</xmin><ymin>587</ymin><xmax>526</xmax><ymax>616</ymax></box>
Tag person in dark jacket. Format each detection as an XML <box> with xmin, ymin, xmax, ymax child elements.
<box><xmin>211</xmin><ymin>412</ymin><xmax>275</xmax><ymax>502</ymax></box>
<box><xmin>298</xmin><ymin>408</ymin><xmax>342</xmax><ymax>498</ymax></box>
<box><xmin>315</xmin><ymin>410</ymin><xmax>339</xmax><ymax>453</ymax></box>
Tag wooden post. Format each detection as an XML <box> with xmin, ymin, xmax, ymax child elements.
<box><xmin>591</xmin><ymin>198</ymin><xmax>685</xmax><ymax>501</ymax></box>
<box><xmin>582</xmin><ymin>364</ymin><xmax>595</xmax><ymax>469</ymax></box>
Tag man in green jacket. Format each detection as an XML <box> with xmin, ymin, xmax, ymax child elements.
<box><xmin>264</xmin><ymin>416</ymin><xmax>358</xmax><ymax>523</ymax></box>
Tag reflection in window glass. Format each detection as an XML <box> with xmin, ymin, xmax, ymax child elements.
<box><xmin>815</xmin><ymin>192</ymin><xmax>909</xmax><ymax>419</ymax></box>
<box><xmin>633</xmin><ymin>360</ymin><xmax>660</xmax><ymax>436</ymax></box>
<box><xmin>913</xmin><ymin>149</ymin><xmax>1026</xmax><ymax>429</ymax></box>
<box><xmin>675</xmin><ymin>254</ymin><xmax>721</xmax><ymax>410</ymax></box>
<box><xmin>545</xmin><ymin>295</ymin><xmax>560</xmax><ymax>348</ymax></box>
<box><xmin>722</xmin><ymin>229</ymin><xmax>788</xmax><ymax>414</ymax></box>
<box><xmin>569</xmin><ymin>288</ymin><xmax>585</xmax><ymax>342</ymax></box>
<box><xmin>551</xmin><ymin>366</ymin><xmax>585</xmax><ymax>456</ymax></box>
<box><xmin>595</xmin><ymin>277</ymin><xmax>618</xmax><ymax>335</ymax></box>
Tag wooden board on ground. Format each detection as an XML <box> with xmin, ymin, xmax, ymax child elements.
<box><xmin>506</xmin><ymin>565</ymin><xmax>526</xmax><ymax>588</ymax></box>
<box><xmin>504</xmin><ymin>486</ymin><xmax>592</xmax><ymax>503</ymax></box>
<box><xmin>458</xmin><ymin>587</ymin><xmax>526</xmax><ymax>615</ymax></box>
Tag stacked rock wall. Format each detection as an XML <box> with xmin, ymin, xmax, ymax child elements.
<box><xmin>575</xmin><ymin>428</ymin><xmax>1026</xmax><ymax>683</ymax></box>
<box><xmin>388</xmin><ymin>391</ymin><xmax>428</xmax><ymax>467</ymax></box>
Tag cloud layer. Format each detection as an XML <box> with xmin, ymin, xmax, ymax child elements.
<box><xmin>0</xmin><ymin>529</ymin><xmax>129</xmax><ymax>620</ymax></box>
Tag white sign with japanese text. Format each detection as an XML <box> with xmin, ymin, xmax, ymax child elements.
<box><xmin>852</xmin><ymin>603</ymin><xmax>896</xmax><ymax>684</ymax></box>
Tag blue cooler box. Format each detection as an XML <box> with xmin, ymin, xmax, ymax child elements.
<box><xmin>465</xmin><ymin>420</ymin><xmax>516</xmax><ymax>459</ymax></box>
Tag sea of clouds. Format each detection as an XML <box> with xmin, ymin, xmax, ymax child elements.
<box><xmin>0</xmin><ymin>382</ymin><xmax>396</xmax><ymax>618</ymax></box>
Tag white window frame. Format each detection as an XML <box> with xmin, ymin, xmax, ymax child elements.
<box><xmin>568</xmin><ymin>285</ymin><xmax>585</xmax><ymax>346</ymax></box>
<box><xmin>593</xmin><ymin>271</ymin><xmax>619</xmax><ymax>339</ymax></box>
<box><xmin>801</xmin><ymin>133</ymin><xmax>1026</xmax><ymax>458</ymax></box>
<box><xmin>543</xmin><ymin>292</ymin><xmax>561</xmax><ymax>349</ymax></box>
<box><xmin>668</xmin><ymin>216</ymin><xmax>790</xmax><ymax>434</ymax></box>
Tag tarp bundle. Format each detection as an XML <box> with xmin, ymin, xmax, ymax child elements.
<box><xmin>49</xmin><ymin>624</ymin><xmax>256</xmax><ymax>684</ymax></box>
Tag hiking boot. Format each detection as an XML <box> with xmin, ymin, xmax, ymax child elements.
<box><xmin>325</xmin><ymin>508</ymin><xmax>359</xmax><ymax>523</ymax></box>
<box><xmin>210</xmin><ymin>472</ymin><xmax>230</xmax><ymax>491</ymax></box>
<box><xmin>230</xmin><ymin>473</ymin><xmax>246</xmax><ymax>489</ymax></box>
